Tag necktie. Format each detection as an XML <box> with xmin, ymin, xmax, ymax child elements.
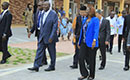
<box><xmin>37</xmin><ymin>11</ymin><xmax>42</xmax><ymax>28</ymax></box>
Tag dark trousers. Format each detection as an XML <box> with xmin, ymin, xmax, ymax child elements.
<box><xmin>37</xmin><ymin>30</ymin><xmax>47</xmax><ymax>64</ymax></box>
<box><xmin>125</xmin><ymin>50</ymin><xmax>130</xmax><ymax>67</ymax></box>
<box><xmin>73</xmin><ymin>38</ymin><xmax>79</xmax><ymax>66</ymax></box>
<box><xmin>0</xmin><ymin>37</ymin><xmax>11</xmax><ymax>60</ymax></box>
<box><xmin>110</xmin><ymin>35</ymin><xmax>114</xmax><ymax>52</ymax></box>
<box><xmin>118</xmin><ymin>35</ymin><xmax>123</xmax><ymax>52</ymax></box>
<box><xmin>79</xmin><ymin>42</ymin><xmax>97</xmax><ymax>79</ymax></box>
<box><xmin>34</xmin><ymin>38</ymin><xmax>56</xmax><ymax>68</ymax></box>
<box><xmin>99</xmin><ymin>44</ymin><xmax>106</xmax><ymax>68</ymax></box>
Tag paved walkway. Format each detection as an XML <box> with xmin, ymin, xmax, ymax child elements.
<box><xmin>0</xmin><ymin>45</ymin><xmax>130</xmax><ymax>80</ymax></box>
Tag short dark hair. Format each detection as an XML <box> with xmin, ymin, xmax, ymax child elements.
<box><xmin>3</xmin><ymin>2</ymin><xmax>10</xmax><ymax>8</ymax></box>
<box><xmin>80</xmin><ymin>6</ymin><xmax>86</xmax><ymax>10</ymax></box>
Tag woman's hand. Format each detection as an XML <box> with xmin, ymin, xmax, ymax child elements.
<box><xmin>92</xmin><ymin>41</ymin><xmax>96</xmax><ymax>49</ymax></box>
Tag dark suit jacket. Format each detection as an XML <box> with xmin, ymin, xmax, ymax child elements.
<box><xmin>123</xmin><ymin>14</ymin><xmax>130</xmax><ymax>39</ymax></box>
<box><xmin>39</xmin><ymin>10</ymin><xmax>58</xmax><ymax>44</ymax></box>
<box><xmin>99</xmin><ymin>18</ymin><xmax>110</xmax><ymax>46</ymax></box>
<box><xmin>0</xmin><ymin>11</ymin><xmax>12</xmax><ymax>37</ymax></box>
<box><xmin>74</xmin><ymin>15</ymin><xmax>82</xmax><ymax>39</ymax></box>
<box><xmin>30</xmin><ymin>10</ymin><xmax>39</xmax><ymax>37</ymax></box>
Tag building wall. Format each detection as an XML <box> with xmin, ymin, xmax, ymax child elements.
<box><xmin>9</xmin><ymin>0</ymin><xmax>34</xmax><ymax>24</ymax></box>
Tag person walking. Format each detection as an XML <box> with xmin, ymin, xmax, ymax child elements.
<box><xmin>28</xmin><ymin>1</ymin><xmax>48</xmax><ymax>66</ymax></box>
<box><xmin>25</xmin><ymin>3</ymin><xmax>33</xmax><ymax>33</ymax></box>
<box><xmin>78</xmin><ymin>7</ymin><xmax>99</xmax><ymax>80</ymax></box>
<box><xmin>106</xmin><ymin>11</ymin><xmax>117</xmax><ymax>54</ymax></box>
<box><xmin>0</xmin><ymin>2</ymin><xmax>12</xmax><ymax>64</ymax></box>
<box><xmin>96</xmin><ymin>9</ymin><xmax>110</xmax><ymax>70</ymax></box>
<box><xmin>28</xmin><ymin>1</ymin><xmax>58</xmax><ymax>72</ymax></box>
<box><xmin>116</xmin><ymin>10</ymin><xmax>127</xmax><ymax>53</ymax></box>
<box><xmin>70</xmin><ymin>6</ymin><xmax>87</xmax><ymax>69</ymax></box>
<box><xmin>122</xmin><ymin>13</ymin><xmax>130</xmax><ymax>71</ymax></box>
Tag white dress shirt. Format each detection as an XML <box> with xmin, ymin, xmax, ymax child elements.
<box><xmin>42</xmin><ymin>9</ymin><xmax>51</xmax><ymax>26</ymax></box>
<box><xmin>116</xmin><ymin>16</ymin><xmax>124</xmax><ymax>35</ymax></box>
<box><xmin>106</xmin><ymin>16</ymin><xmax>117</xmax><ymax>35</ymax></box>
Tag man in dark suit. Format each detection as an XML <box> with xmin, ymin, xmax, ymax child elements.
<box><xmin>122</xmin><ymin>13</ymin><xmax>130</xmax><ymax>71</ymax></box>
<box><xmin>96</xmin><ymin>9</ymin><xmax>110</xmax><ymax>70</ymax></box>
<box><xmin>28</xmin><ymin>1</ymin><xmax>58</xmax><ymax>72</ymax></box>
<box><xmin>28</xmin><ymin>1</ymin><xmax>47</xmax><ymax>66</ymax></box>
<box><xmin>0</xmin><ymin>2</ymin><xmax>12</xmax><ymax>64</ymax></box>
<box><xmin>70</xmin><ymin>6</ymin><xmax>87</xmax><ymax>69</ymax></box>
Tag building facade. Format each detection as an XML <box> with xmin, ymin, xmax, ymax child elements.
<box><xmin>0</xmin><ymin>0</ymin><xmax>130</xmax><ymax>24</ymax></box>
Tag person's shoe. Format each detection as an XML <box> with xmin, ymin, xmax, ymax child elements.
<box><xmin>88</xmin><ymin>77</ymin><xmax>94</xmax><ymax>80</ymax></box>
<box><xmin>28</xmin><ymin>67</ymin><xmax>39</xmax><ymax>72</ymax></box>
<box><xmin>44</xmin><ymin>67</ymin><xmax>55</xmax><ymax>71</ymax></box>
<box><xmin>99</xmin><ymin>66</ymin><xmax>104</xmax><ymax>70</ymax></box>
<box><xmin>0</xmin><ymin>60</ymin><xmax>6</xmax><ymax>64</ymax></box>
<box><xmin>78</xmin><ymin>76</ymin><xmax>88</xmax><ymax>80</ymax></box>
<box><xmin>123</xmin><ymin>66</ymin><xmax>129</xmax><ymax>71</ymax></box>
<box><xmin>110</xmin><ymin>51</ymin><xmax>113</xmax><ymax>54</ymax></box>
<box><xmin>70</xmin><ymin>65</ymin><xmax>78</xmax><ymax>69</ymax></box>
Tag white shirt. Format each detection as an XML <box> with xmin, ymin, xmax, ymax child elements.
<box><xmin>116</xmin><ymin>16</ymin><xmax>124</xmax><ymax>35</ymax></box>
<box><xmin>106</xmin><ymin>16</ymin><xmax>117</xmax><ymax>35</ymax></box>
<box><xmin>42</xmin><ymin>9</ymin><xmax>51</xmax><ymax>26</ymax></box>
<box><xmin>2</xmin><ymin>9</ymin><xmax>8</xmax><ymax>17</ymax></box>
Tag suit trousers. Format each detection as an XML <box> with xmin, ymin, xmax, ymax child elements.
<box><xmin>118</xmin><ymin>35</ymin><xmax>123</xmax><ymax>52</ymax></box>
<box><xmin>37</xmin><ymin>30</ymin><xmax>47</xmax><ymax>64</ymax></box>
<box><xmin>110</xmin><ymin>35</ymin><xmax>114</xmax><ymax>52</ymax></box>
<box><xmin>79</xmin><ymin>42</ymin><xmax>97</xmax><ymax>79</ymax></box>
<box><xmin>0</xmin><ymin>37</ymin><xmax>11</xmax><ymax>60</ymax></box>
<box><xmin>125</xmin><ymin>50</ymin><xmax>130</xmax><ymax>67</ymax></box>
<box><xmin>34</xmin><ymin>38</ymin><xmax>56</xmax><ymax>68</ymax></box>
<box><xmin>99</xmin><ymin>43</ymin><xmax>106</xmax><ymax>68</ymax></box>
<box><xmin>73</xmin><ymin>37</ymin><xmax>79</xmax><ymax>66</ymax></box>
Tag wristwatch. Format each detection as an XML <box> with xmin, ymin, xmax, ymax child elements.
<box><xmin>93</xmin><ymin>39</ymin><xmax>96</xmax><ymax>41</ymax></box>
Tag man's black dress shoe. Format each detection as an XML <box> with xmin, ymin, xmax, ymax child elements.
<box><xmin>78</xmin><ymin>76</ymin><xmax>88</xmax><ymax>80</ymax></box>
<box><xmin>70</xmin><ymin>65</ymin><xmax>78</xmax><ymax>69</ymax></box>
<box><xmin>44</xmin><ymin>67</ymin><xmax>55</xmax><ymax>71</ymax></box>
<box><xmin>28</xmin><ymin>67</ymin><xmax>39</xmax><ymax>72</ymax></box>
<box><xmin>99</xmin><ymin>66</ymin><xmax>104</xmax><ymax>70</ymax></box>
<box><xmin>0</xmin><ymin>60</ymin><xmax>6</xmax><ymax>64</ymax></box>
<box><xmin>123</xmin><ymin>66</ymin><xmax>129</xmax><ymax>71</ymax></box>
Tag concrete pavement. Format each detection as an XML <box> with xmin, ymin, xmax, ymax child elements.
<box><xmin>0</xmin><ymin>45</ymin><xmax>130</xmax><ymax>80</ymax></box>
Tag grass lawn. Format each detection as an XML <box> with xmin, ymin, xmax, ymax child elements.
<box><xmin>0</xmin><ymin>46</ymin><xmax>69</xmax><ymax>69</ymax></box>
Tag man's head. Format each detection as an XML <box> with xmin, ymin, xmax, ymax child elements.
<box><xmin>96</xmin><ymin>9</ymin><xmax>102</xmax><ymax>19</ymax></box>
<box><xmin>110</xmin><ymin>11</ymin><xmax>115</xmax><ymax>19</ymax></box>
<box><xmin>80</xmin><ymin>6</ymin><xmax>87</xmax><ymax>17</ymax></box>
<box><xmin>43</xmin><ymin>1</ymin><xmax>50</xmax><ymax>12</ymax></box>
<box><xmin>122</xmin><ymin>10</ymin><xmax>127</xmax><ymax>17</ymax></box>
<box><xmin>37</xmin><ymin>1</ymin><xmax>43</xmax><ymax>11</ymax></box>
<box><xmin>2</xmin><ymin>2</ymin><xmax>9</xmax><ymax>10</ymax></box>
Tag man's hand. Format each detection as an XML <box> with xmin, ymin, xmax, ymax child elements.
<box><xmin>2</xmin><ymin>36</ymin><xmax>6</xmax><ymax>41</ymax></box>
<box><xmin>28</xmin><ymin>32</ymin><xmax>32</xmax><ymax>38</ymax></box>
<box><xmin>92</xmin><ymin>41</ymin><xmax>96</xmax><ymax>49</ymax></box>
<box><xmin>105</xmin><ymin>41</ymin><xmax>109</xmax><ymax>45</ymax></box>
<box><xmin>49</xmin><ymin>38</ymin><xmax>53</xmax><ymax>43</ymax></box>
<box><xmin>127</xmin><ymin>46</ymin><xmax>130</xmax><ymax>52</ymax></box>
<box><xmin>122</xmin><ymin>38</ymin><xmax>125</xmax><ymax>42</ymax></box>
<box><xmin>114</xmin><ymin>34</ymin><xmax>117</xmax><ymax>37</ymax></box>
<box><xmin>119</xmin><ymin>25</ymin><xmax>122</xmax><ymax>28</ymax></box>
<box><xmin>77</xmin><ymin>44</ymin><xmax>80</xmax><ymax>49</ymax></box>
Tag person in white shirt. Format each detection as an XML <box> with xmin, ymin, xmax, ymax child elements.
<box><xmin>106</xmin><ymin>11</ymin><xmax>117</xmax><ymax>54</ymax></box>
<box><xmin>116</xmin><ymin>10</ymin><xmax>127</xmax><ymax>53</ymax></box>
